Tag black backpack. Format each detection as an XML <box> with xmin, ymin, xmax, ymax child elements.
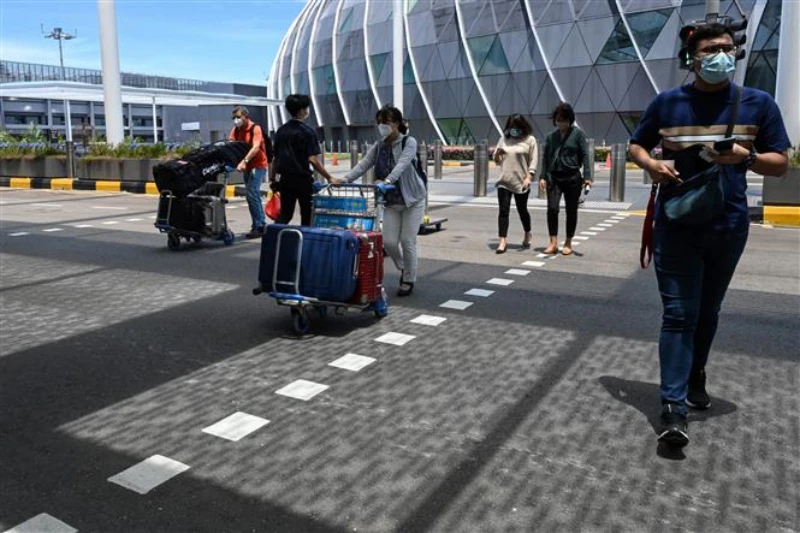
<box><xmin>402</xmin><ymin>136</ymin><xmax>427</xmax><ymax>188</ymax></box>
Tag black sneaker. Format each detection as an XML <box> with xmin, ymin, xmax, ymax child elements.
<box><xmin>245</xmin><ymin>227</ymin><xmax>264</xmax><ymax>239</ymax></box>
<box><xmin>658</xmin><ymin>403</ymin><xmax>689</xmax><ymax>447</ymax></box>
<box><xmin>687</xmin><ymin>367</ymin><xmax>711</xmax><ymax>410</ymax></box>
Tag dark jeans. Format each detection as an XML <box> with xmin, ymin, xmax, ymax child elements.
<box><xmin>654</xmin><ymin>223</ymin><xmax>748</xmax><ymax>415</ymax></box>
<box><xmin>276</xmin><ymin>177</ymin><xmax>313</xmax><ymax>226</ymax></box>
<box><xmin>497</xmin><ymin>187</ymin><xmax>531</xmax><ymax>238</ymax></box>
<box><xmin>547</xmin><ymin>175</ymin><xmax>582</xmax><ymax>238</ymax></box>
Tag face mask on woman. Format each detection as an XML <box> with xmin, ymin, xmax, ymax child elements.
<box><xmin>508</xmin><ymin>128</ymin><xmax>521</xmax><ymax>138</ymax></box>
<box><xmin>233</xmin><ymin>117</ymin><xmax>244</xmax><ymax>128</ymax></box>
<box><xmin>378</xmin><ymin>124</ymin><xmax>393</xmax><ymax>138</ymax></box>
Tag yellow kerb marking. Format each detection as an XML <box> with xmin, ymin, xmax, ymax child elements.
<box><xmin>10</xmin><ymin>177</ymin><xmax>31</xmax><ymax>188</ymax></box>
<box><xmin>50</xmin><ymin>178</ymin><xmax>73</xmax><ymax>190</ymax></box>
<box><xmin>95</xmin><ymin>181</ymin><xmax>121</xmax><ymax>192</ymax></box>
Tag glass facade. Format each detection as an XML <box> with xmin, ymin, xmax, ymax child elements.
<box><xmin>271</xmin><ymin>0</ymin><xmax>780</xmax><ymax>145</ymax></box>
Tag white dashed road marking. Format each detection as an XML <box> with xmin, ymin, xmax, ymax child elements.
<box><xmin>410</xmin><ymin>314</ymin><xmax>447</xmax><ymax>326</ymax></box>
<box><xmin>92</xmin><ymin>206</ymin><xmax>127</xmax><ymax>210</ymax></box>
<box><xmin>537</xmin><ymin>253</ymin><xmax>549</xmax><ymax>258</ymax></box>
<box><xmin>202</xmin><ymin>412</ymin><xmax>269</xmax><ymax>442</ymax></box>
<box><xmin>42</xmin><ymin>228</ymin><xmax>63</xmax><ymax>232</ymax></box>
<box><xmin>440</xmin><ymin>300</ymin><xmax>473</xmax><ymax>310</ymax></box>
<box><xmin>329</xmin><ymin>353</ymin><xmax>376</xmax><ymax>372</ymax></box>
<box><xmin>581</xmin><ymin>231</ymin><xmax>598</xmax><ymax>236</ymax></box>
<box><xmin>505</xmin><ymin>268</ymin><xmax>531</xmax><ymax>276</ymax></box>
<box><xmin>522</xmin><ymin>261</ymin><xmax>546</xmax><ymax>267</ymax></box>
<box><xmin>126</xmin><ymin>218</ymin><xmax>143</xmax><ymax>222</ymax></box>
<box><xmin>572</xmin><ymin>236</ymin><xmax>589</xmax><ymax>241</ymax></box>
<box><xmin>486</xmin><ymin>278</ymin><xmax>514</xmax><ymax>286</ymax></box>
<box><xmin>597</xmin><ymin>223</ymin><xmax>613</xmax><ymax>227</ymax></box>
<box><xmin>465</xmin><ymin>288</ymin><xmax>495</xmax><ymax>297</ymax></box>
<box><xmin>375</xmin><ymin>332</ymin><xmax>416</xmax><ymax>346</ymax></box>
<box><xmin>275</xmin><ymin>379</ymin><xmax>329</xmax><ymax>401</ymax></box>
<box><xmin>101</xmin><ymin>221</ymin><xmax>120</xmax><ymax>225</ymax></box>
<box><xmin>72</xmin><ymin>224</ymin><xmax>94</xmax><ymax>228</ymax></box>
<box><xmin>9</xmin><ymin>232</ymin><xmax>28</xmax><ymax>237</ymax></box>
<box><xmin>107</xmin><ymin>455</ymin><xmax>190</xmax><ymax>495</ymax></box>
<box><xmin>589</xmin><ymin>227</ymin><xmax>606</xmax><ymax>231</ymax></box>
<box><xmin>3</xmin><ymin>513</ymin><xmax>77</xmax><ymax>533</ymax></box>
<box><xmin>31</xmin><ymin>203</ymin><xmax>63</xmax><ymax>208</ymax></box>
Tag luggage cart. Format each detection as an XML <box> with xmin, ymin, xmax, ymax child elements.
<box><xmin>154</xmin><ymin>171</ymin><xmax>235</xmax><ymax>250</ymax></box>
<box><xmin>255</xmin><ymin>184</ymin><xmax>389</xmax><ymax>335</ymax></box>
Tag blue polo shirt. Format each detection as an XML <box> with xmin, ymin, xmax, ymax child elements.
<box><xmin>630</xmin><ymin>82</ymin><xmax>791</xmax><ymax>232</ymax></box>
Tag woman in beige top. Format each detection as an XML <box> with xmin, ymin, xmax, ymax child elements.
<box><xmin>493</xmin><ymin>114</ymin><xmax>539</xmax><ymax>254</ymax></box>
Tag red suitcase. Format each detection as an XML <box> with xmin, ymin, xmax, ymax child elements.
<box><xmin>350</xmin><ymin>231</ymin><xmax>384</xmax><ymax>304</ymax></box>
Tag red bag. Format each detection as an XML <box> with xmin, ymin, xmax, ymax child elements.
<box><xmin>265</xmin><ymin>192</ymin><xmax>281</xmax><ymax>221</ymax></box>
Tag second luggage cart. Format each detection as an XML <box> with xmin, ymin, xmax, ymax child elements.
<box><xmin>254</xmin><ymin>183</ymin><xmax>389</xmax><ymax>335</ymax></box>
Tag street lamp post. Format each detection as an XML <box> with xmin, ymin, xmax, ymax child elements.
<box><xmin>44</xmin><ymin>26</ymin><xmax>76</xmax><ymax>178</ymax></box>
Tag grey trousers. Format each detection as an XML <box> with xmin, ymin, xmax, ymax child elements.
<box><xmin>383</xmin><ymin>199</ymin><xmax>425</xmax><ymax>283</ymax></box>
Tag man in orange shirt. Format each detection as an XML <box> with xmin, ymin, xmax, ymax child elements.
<box><xmin>230</xmin><ymin>105</ymin><xmax>268</xmax><ymax>238</ymax></box>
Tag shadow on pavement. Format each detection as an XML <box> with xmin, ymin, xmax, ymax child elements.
<box><xmin>598</xmin><ymin>376</ymin><xmax>739</xmax><ymax>460</ymax></box>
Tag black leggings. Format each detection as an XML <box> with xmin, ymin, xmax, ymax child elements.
<box><xmin>497</xmin><ymin>187</ymin><xmax>531</xmax><ymax>238</ymax></box>
<box><xmin>547</xmin><ymin>176</ymin><xmax>582</xmax><ymax>239</ymax></box>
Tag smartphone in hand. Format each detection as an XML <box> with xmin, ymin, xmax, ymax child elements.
<box><xmin>712</xmin><ymin>137</ymin><xmax>736</xmax><ymax>153</ymax></box>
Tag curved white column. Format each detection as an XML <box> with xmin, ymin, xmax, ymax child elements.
<box><xmin>615</xmin><ymin>0</ymin><xmax>660</xmax><ymax>93</ymax></box>
<box><xmin>277</xmin><ymin>11</ymin><xmax>305</xmax><ymax>123</ymax></box>
<box><xmin>776</xmin><ymin>0</ymin><xmax>800</xmax><ymax>144</ymax></box>
<box><xmin>521</xmin><ymin>0</ymin><xmax>569</xmax><ymax>105</ymax></box>
<box><xmin>332</xmin><ymin>0</ymin><xmax>353</xmax><ymax>125</ymax></box>
<box><xmin>454</xmin><ymin>0</ymin><xmax>503</xmax><ymax>137</ymax></box>
<box><xmin>404</xmin><ymin>0</ymin><xmax>448</xmax><ymax>144</ymax></box>
<box><xmin>364</xmin><ymin>0</ymin><xmax>383</xmax><ymax>109</ymax></box>
<box><xmin>735</xmin><ymin>0</ymin><xmax>767</xmax><ymax>87</ymax></box>
<box><xmin>290</xmin><ymin>0</ymin><xmax>316</xmax><ymax>94</ymax></box>
<box><xmin>308</xmin><ymin>0</ymin><xmax>328</xmax><ymax>126</ymax></box>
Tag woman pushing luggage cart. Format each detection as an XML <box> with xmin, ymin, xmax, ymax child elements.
<box><xmin>253</xmin><ymin>183</ymin><xmax>391</xmax><ymax>335</ymax></box>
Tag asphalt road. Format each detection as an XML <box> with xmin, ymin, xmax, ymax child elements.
<box><xmin>1</xmin><ymin>188</ymin><xmax>798</xmax><ymax>533</ymax></box>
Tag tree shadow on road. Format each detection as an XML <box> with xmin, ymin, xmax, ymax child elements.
<box><xmin>598</xmin><ymin>376</ymin><xmax>738</xmax><ymax>461</ymax></box>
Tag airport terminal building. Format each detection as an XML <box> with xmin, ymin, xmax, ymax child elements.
<box><xmin>268</xmin><ymin>0</ymin><xmax>787</xmax><ymax>146</ymax></box>
<box><xmin>0</xmin><ymin>60</ymin><xmax>273</xmax><ymax>144</ymax></box>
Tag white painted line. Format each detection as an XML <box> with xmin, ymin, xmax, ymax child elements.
<box><xmin>329</xmin><ymin>353</ymin><xmax>376</xmax><ymax>372</ymax></box>
<box><xmin>9</xmin><ymin>232</ymin><xmax>29</xmax><ymax>237</ymax></box>
<box><xmin>72</xmin><ymin>224</ymin><xmax>94</xmax><ymax>228</ymax></box>
<box><xmin>31</xmin><ymin>203</ymin><xmax>63</xmax><ymax>208</ymax></box>
<box><xmin>202</xmin><ymin>412</ymin><xmax>269</xmax><ymax>442</ymax></box>
<box><xmin>611</xmin><ymin>216</ymin><xmax>626</xmax><ymax>220</ymax></box>
<box><xmin>42</xmin><ymin>228</ymin><xmax>63</xmax><ymax>233</ymax></box>
<box><xmin>440</xmin><ymin>299</ymin><xmax>473</xmax><ymax>310</ymax></box>
<box><xmin>581</xmin><ymin>231</ymin><xmax>598</xmax><ymax>236</ymax></box>
<box><xmin>521</xmin><ymin>260</ymin><xmax>546</xmax><ymax>267</ymax></box>
<box><xmin>125</xmin><ymin>218</ymin><xmax>143</xmax><ymax>222</ymax></box>
<box><xmin>108</xmin><ymin>455</ymin><xmax>190</xmax><ymax>495</ymax></box>
<box><xmin>410</xmin><ymin>314</ymin><xmax>447</xmax><ymax>326</ymax></box>
<box><xmin>486</xmin><ymin>278</ymin><xmax>514</xmax><ymax>286</ymax></box>
<box><xmin>597</xmin><ymin>223</ymin><xmax>614</xmax><ymax>227</ymax></box>
<box><xmin>101</xmin><ymin>221</ymin><xmax>120</xmax><ymax>225</ymax></box>
<box><xmin>605</xmin><ymin>220</ymin><xmax>620</xmax><ymax>224</ymax></box>
<box><xmin>537</xmin><ymin>253</ymin><xmax>549</xmax><ymax>258</ymax></box>
<box><xmin>614</xmin><ymin>213</ymin><xmax>631</xmax><ymax>217</ymax></box>
<box><xmin>572</xmin><ymin>236</ymin><xmax>589</xmax><ymax>241</ymax></box>
<box><xmin>275</xmin><ymin>379</ymin><xmax>329</xmax><ymax>401</ymax></box>
<box><xmin>465</xmin><ymin>288</ymin><xmax>495</xmax><ymax>297</ymax></box>
<box><xmin>149</xmin><ymin>215</ymin><xmax>158</xmax><ymax>219</ymax></box>
<box><xmin>375</xmin><ymin>332</ymin><xmax>416</xmax><ymax>346</ymax></box>
<box><xmin>228</xmin><ymin>205</ymin><xmax>239</xmax><ymax>209</ymax></box>
<box><xmin>92</xmin><ymin>206</ymin><xmax>127</xmax><ymax>210</ymax></box>
<box><xmin>3</xmin><ymin>513</ymin><xmax>77</xmax><ymax>533</ymax></box>
<box><xmin>505</xmin><ymin>268</ymin><xmax>531</xmax><ymax>276</ymax></box>
<box><xmin>589</xmin><ymin>227</ymin><xmax>606</xmax><ymax>231</ymax></box>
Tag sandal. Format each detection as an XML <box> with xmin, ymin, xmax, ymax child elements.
<box><xmin>397</xmin><ymin>281</ymin><xmax>415</xmax><ymax>297</ymax></box>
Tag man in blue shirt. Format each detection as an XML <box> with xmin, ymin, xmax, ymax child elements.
<box><xmin>629</xmin><ymin>23</ymin><xmax>790</xmax><ymax>448</ymax></box>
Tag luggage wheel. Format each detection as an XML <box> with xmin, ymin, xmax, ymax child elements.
<box><xmin>290</xmin><ymin>308</ymin><xmax>310</xmax><ymax>335</ymax></box>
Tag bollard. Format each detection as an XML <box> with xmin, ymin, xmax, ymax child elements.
<box><xmin>349</xmin><ymin>140</ymin><xmax>359</xmax><ymax>169</ymax></box>
<box><xmin>433</xmin><ymin>139</ymin><xmax>443</xmax><ymax>179</ymax></box>
<box><xmin>363</xmin><ymin>141</ymin><xmax>375</xmax><ymax>184</ymax></box>
<box><xmin>473</xmin><ymin>142</ymin><xmax>489</xmax><ymax>197</ymax></box>
<box><xmin>587</xmin><ymin>137</ymin><xmax>595</xmax><ymax>176</ymax></box>
<box><xmin>609</xmin><ymin>143</ymin><xmax>627</xmax><ymax>202</ymax></box>
<box><xmin>418</xmin><ymin>141</ymin><xmax>428</xmax><ymax>175</ymax></box>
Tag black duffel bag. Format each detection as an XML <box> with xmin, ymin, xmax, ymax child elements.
<box><xmin>181</xmin><ymin>141</ymin><xmax>249</xmax><ymax>177</ymax></box>
<box><xmin>153</xmin><ymin>159</ymin><xmax>204</xmax><ymax>198</ymax></box>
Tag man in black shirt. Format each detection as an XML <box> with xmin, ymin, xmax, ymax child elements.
<box><xmin>270</xmin><ymin>94</ymin><xmax>334</xmax><ymax>225</ymax></box>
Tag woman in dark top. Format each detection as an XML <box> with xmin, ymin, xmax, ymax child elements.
<box><xmin>539</xmin><ymin>102</ymin><xmax>593</xmax><ymax>255</ymax></box>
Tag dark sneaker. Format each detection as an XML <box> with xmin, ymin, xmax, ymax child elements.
<box><xmin>658</xmin><ymin>403</ymin><xmax>689</xmax><ymax>447</ymax></box>
<box><xmin>245</xmin><ymin>227</ymin><xmax>264</xmax><ymax>239</ymax></box>
<box><xmin>687</xmin><ymin>367</ymin><xmax>711</xmax><ymax>410</ymax></box>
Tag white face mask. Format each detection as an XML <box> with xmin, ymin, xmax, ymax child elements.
<box><xmin>378</xmin><ymin>124</ymin><xmax>393</xmax><ymax>138</ymax></box>
<box><xmin>233</xmin><ymin>117</ymin><xmax>244</xmax><ymax>128</ymax></box>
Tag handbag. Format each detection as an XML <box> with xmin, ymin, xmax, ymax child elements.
<box><xmin>660</xmin><ymin>85</ymin><xmax>741</xmax><ymax>225</ymax></box>
<box><xmin>264</xmin><ymin>191</ymin><xmax>281</xmax><ymax>221</ymax></box>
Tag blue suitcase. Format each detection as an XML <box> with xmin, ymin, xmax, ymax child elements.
<box><xmin>259</xmin><ymin>224</ymin><xmax>359</xmax><ymax>302</ymax></box>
